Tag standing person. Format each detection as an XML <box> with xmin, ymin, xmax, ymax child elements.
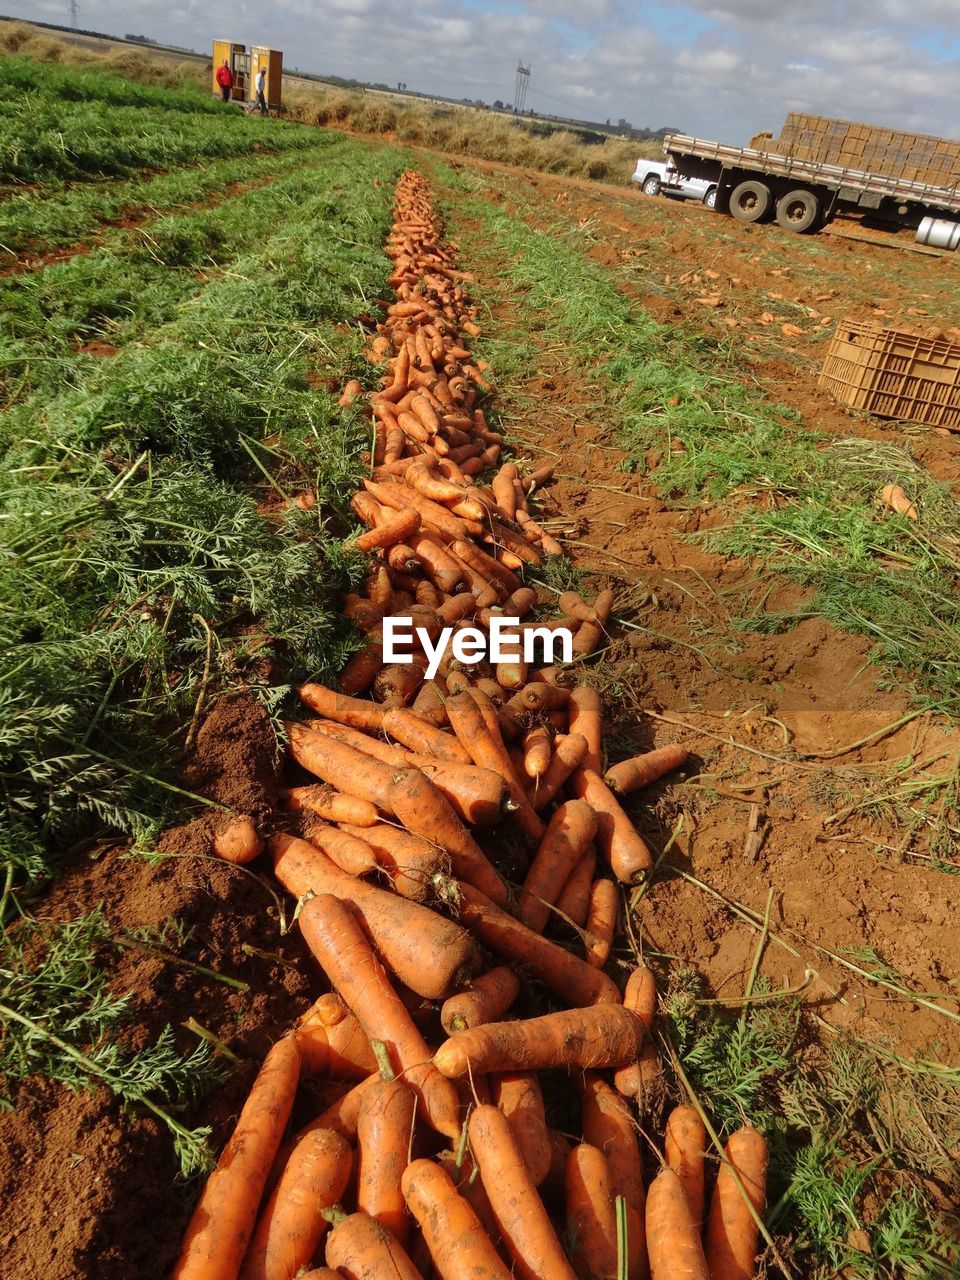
<box><xmin>253</xmin><ymin>64</ymin><xmax>267</xmax><ymax>115</ymax></box>
<box><xmin>215</xmin><ymin>58</ymin><xmax>233</xmax><ymax>103</ymax></box>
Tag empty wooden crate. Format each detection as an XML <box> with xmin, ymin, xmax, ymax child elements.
<box><xmin>819</xmin><ymin>319</ymin><xmax>960</xmax><ymax>430</ymax></box>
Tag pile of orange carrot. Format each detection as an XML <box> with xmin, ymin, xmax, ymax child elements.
<box><xmin>175</xmin><ymin>171</ymin><xmax>769</xmax><ymax>1280</ymax></box>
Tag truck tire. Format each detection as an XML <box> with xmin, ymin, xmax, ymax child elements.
<box><xmin>729</xmin><ymin>180</ymin><xmax>771</xmax><ymax>222</ymax></box>
<box><xmin>703</xmin><ymin>187</ymin><xmax>718</xmax><ymax>210</ymax></box>
<box><xmin>642</xmin><ymin>175</ymin><xmax>662</xmax><ymax>196</ymax></box>
<box><xmin>775</xmin><ymin>188</ymin><xmax>821</xmax><ymax>233</ymax></box>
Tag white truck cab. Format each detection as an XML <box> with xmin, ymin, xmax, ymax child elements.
<box><xmin>631</xmin><ymin>158</ymin><xmax>717</xmax><ymax>209</ymax></box>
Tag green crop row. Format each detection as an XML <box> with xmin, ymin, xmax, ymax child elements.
<box><xmin>1</xmin><ymin>55</ymin><xmax>316</xmax><ymax>182</ymax></box>
<box><xmin>0</xmin><ymin>138</ymin><xmax>406</xmax><ymax>890</ymax></box>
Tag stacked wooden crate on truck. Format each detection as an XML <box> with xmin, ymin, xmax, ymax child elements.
<box><xmin>757</xmin><ymin>113</ymin><xmax>960</xmax><ymax>187</ymax></box>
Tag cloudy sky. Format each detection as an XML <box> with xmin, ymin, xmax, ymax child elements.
<box><xmin>15</xmin><ymin>0</ymin><xmax>960</xmax><ymax>138</ymax></box>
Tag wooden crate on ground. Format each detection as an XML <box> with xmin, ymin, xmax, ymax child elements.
<box><xmin>819</xmin><ymin>319</ymin><xmax>960</xmax><ymax>430</ymax></box>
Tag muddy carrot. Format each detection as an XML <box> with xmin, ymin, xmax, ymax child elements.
<box><xmin>298</xmin><ymin>894</ymin><xmax>461</xmax><ymax>1139</ymax></box>
<box><xmin>307</xmin><ymin>718</ymin><xmax>410</xmax><ymax>768</ymax></box>
<box><xmin>568</xmin><ymin>768</ymin><xmax>653</xmax><ymax>884</ymax></box>
<box><xmin>585</xmin><ymin>878</ymin><xmax>619</xmax><ymax>969</ymax></box>
<box><xmin>357</xmin><ymin>1077</ymin><xmax>417</xmax><ymax>1249</ymax></box>
<box><xmin>567</xmin><ymin>688</ymin><xmax>603</xmax><ymax>774</ymax></box>
<box><xmin>402</xmin><ymin>1159</ymin><xmax>513</xmax><ymax>1280</ymax></box>
<box><xmin>522</xmin><ymin>725</ymin><xmax>552</xmax><ymax>779</ymax></box>
<box><xmin>665</xmin><ymin>1106</ymin><xmax>707</xmax><ymax>1231</ymax></box>
<box><xmin>570</xmin><ymin>589</ymin><xmax>615</xmax><ymax>658</ymax></box>
<box><xmin>565</xmin><ymin>1144</ymin><xmax>619</xmax><ymax>1280</ymax></box>
<box><xmin>558</xmin><ymin>591</ymin><xmax>598</xmax><ymax>623</ymax></box>
<box><xmin>324</xmin><ymin>1211</ymin><xmax>424</xmax><ymax>1280</ymax></box>
<box><xmin>295</xmin><ymin>994</ymin><xmax>378</xmax><ymax>1079</ymax></box>
<box><xmin>349</xmin><ymin>507</ymin><xmax>422</xmax><ymax>553</ymax></box>
<box><xmin>410</xmin><ymin>678</ymin><xmax>448</xmax><ymax>727</ymax></box>
<box><xmin>468</xmin><ymin>1104</ymin><xmax>577</xmax><ymax>1280</ymax></box>
<box><xmin>704</xmin><ymin>1125</ymin><xmax>768</xmax><ymax>1280</ymax></box>
<box><xmin>435</xmin><ymin>1004</ymin><xmax>645</xmax><ymax>1077</ymax></box>
<box><xmin>389</xmin><ymin>767</ymin><xmax>508</xmax><ymax>905</ymax></box>
<box><xmin>580</xmin><ymin>1073</ymin><xmax>647</xmax><ymax>1276</ymax></box>
<box><xmin>646</xmin><ymin>1167</ymin><xmax>710</xmax><ymax>1280</ymax></box>
<box><xmin>445</xmin><ymin>691</ymin><xmax>544</xmax><ymax>844</ymax></box>
<box><xmin>605</xmin><ymin>743</ymin><xmax>689</xmax><ymax>796</ymax></box>
<box><xmin>304</xmin><ymin>819</ymin><xmax>378</xmax><ymax>877</ymax></box>
<box><xmin>288</xmin><ymin>723</ymin><xmax>398</xmax><ymax>811</ymax></box>
<box><xmin>494</xmin><ymin>1071</ymin><xmax>552</xmax><ymax>1187</ymax></box>
<box><xmin>212</xmin><ymin>816</ymin><xmax>263</xmax><ymax>865</ymax></box>
<box><xmin>410</xmin><ymin>533</ymin><xmax>469</xmax><ymax>595</ymax></box>
<box><xmin>403</xmin><ymin>759</ymin><xmax>508</xmax><ymax>827</ymax></box>
<box><xmin>440</xmin><ymin>966</ymin><xmax>521</xmax><ymax>1035</ymax></box>
<box><xmin>285</xmin><ymin>784</ymin><xmax>380</xmax><ymax>828</ymax></box>
<box><xmin>382</xmin><ymin>706</ymin><xmax>471</xmax><ymax>763</ymax></box>
<box><xmin>271</xmin><ymin>833</ymin><xmax>481</xmax><ymax>999</ymax></box>
<box><xmin>455</xmin><ymin>882</ymin><xmax>620</xmax><ymax>1007</ymax></box>
<box><xmin>613</xmin><ymin>964</ymin><xmax>662</xmax><ymax>1104</ymax></box>
<box><xmin>173</xmin><ymin>1037</ymin><xmax>301</xmax><ymax>1280</ymax></box>
<box><xmin>240</xmin><ymin>1128</ymin><xmax>352</xmax><ymax>1280</ymax></box>
<box><xmin>529</xmin><ymin>733</ymin><xmax>589</xmax><ymax>811</ymax></box>
<box><xmin>339</xmin><ymin>640</ymin><xmax>385</xmax><ymax>696</ymax></box>
<box><xmin>341</xmin><ymin>820</ymin><xmax>447</xmax><ymax>904</ymax></box>
<box><xmin>519</xmin><ymin>800</ymin><xmax>598</xmax><ymax>933</ymax></box>
<box><xmin>554</xmin><ymin>845</ymin><xmax>597</xmax><ymax>930</ymax></box>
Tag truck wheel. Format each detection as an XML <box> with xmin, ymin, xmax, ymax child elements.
<box><xmin>775</xmin><ymin>188</ymin><xmax>821</xmax><ymax>233</ymax></box>
<box><xmin>642</xmin><ymin>175</ymin><xmax>661</xmax><ymax>196</ymax></box>
<box><xmin>703</xmin><ymin>187</ymin><xmax>718</xmax><ymax>210</ymax></box>
<box><xmin>729</xmin><ymin>180</ymin><xmax>771</xmax><ymax>222</ymax></box>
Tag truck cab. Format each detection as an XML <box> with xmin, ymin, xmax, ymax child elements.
<box><xmin>631</xmin><ymin>158</ymin><xmax>718</xmax><ymax>208</ymax></box>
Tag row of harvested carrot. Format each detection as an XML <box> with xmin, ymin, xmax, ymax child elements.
<box><xmin>175</xmin><ymin>171</ymin><xmax>769</xmax><ymax>1280</ymax></box>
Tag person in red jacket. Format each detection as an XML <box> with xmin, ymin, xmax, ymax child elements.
<box><xmin>215</xmin><ymin>59</ymin><xmax>233</xmax><ymax>103</ymax></box>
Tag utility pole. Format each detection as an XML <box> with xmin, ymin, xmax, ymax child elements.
<box><xmin>513</xmin><ymin>61</ymin><xmax>530</xmax><ymax>114</ymax></box>
<box><xmin>70</xmin><ymin>0</ymin><xmax>79</xmax><ymax>29</ymax></box>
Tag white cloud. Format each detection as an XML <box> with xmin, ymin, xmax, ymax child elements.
<box><xmin>6</xmin><ymin>0</ymin><xmax>960</xmax><ymax>141</ymax></box>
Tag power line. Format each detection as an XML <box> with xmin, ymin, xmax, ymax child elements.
<box><xmin>513</xmin><ymin>60</ymin><xmax>530</xmax><ymax>113</ymax></box>
<box><xmin>69</xmin><ymin>0</ymin><xmax>79</xmax><ymax>29</ymax></box>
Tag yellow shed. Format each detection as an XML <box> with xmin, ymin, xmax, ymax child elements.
<box><xmin>211</xmin><ymin>40</ymin><xmax>247</xmax><ymax>101</ymax></box>
<box><xmin>250</xmin><ymin>46</ymin><xmax>283</xmax><ymax>110</ymax></box>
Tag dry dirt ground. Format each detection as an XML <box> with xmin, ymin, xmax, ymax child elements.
<box><xmin>2</xmin><ymin>157</ymin><xmax>958</xmax><ymax>1279</ymax></box>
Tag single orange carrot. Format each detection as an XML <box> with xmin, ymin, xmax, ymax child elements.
<box><xmin>567</xmin><ymin>688</ymin><xmax>603</xmax><ymax>774</ymax></box>
<box><xmin>665</xmin><ymin>1105</ymin><xmax>707</xmax><ymax>1232</ymax></box>
<box><xmin>382</xmin><ymin>706</ymin><xmax>471</xmax><ymax>763</ymax></box>
<box><xmin>554</xmin><ymin>845</ymin><xmax>597</xmax><ymax>930</ymax></box>
<box><xmin>580</xmin><ymin>1073</ymin><xmax>647</xmax><ymax>1277</ymax></box>
<box><xmin>402</xmin><ymin>1159</ymin><xmax>513</xmax><ymax>1280</ymax></box>
<box><xmin>389</xmin><ymin>767</ymin><xmax>508</xmax><ymax>905</ymax></box>
<box><xmin>704</xmin><ymin>1125</ymin><xmax>768</xmax><ymax>1280</ymax></box>
<box><xmin>568</xmin><ymin>768</ymin><xmax>653</xmax><ymax>884</ymax></box>
<box><xmin>403</xmin><ymin>759</ymin><xmax>507</xmax><ymax>828</ymax></box>
<box><xmin>298</xmin><ymin>894</ymin><xmax>461</xmax><ymax>1140</ymax></box>
<box><xmin>468</xmin><ymin>1105</ymin><xmax>577</xmax><ymax>1280</ymax></box>
<box><xmin>303</xmin><ymin>819</ymin><xmax>378</xmax><ymax>877</ymax></box>
<box><xmin>445</xmin><ymin>692</ymin><xmax>544</xmax><ymax>844</ymax></box>
<box><xmin>529</xmin><ymin>733</ymin><xmax>589</xmax><ymax>811</ymax></box>
<box><xmin>349</xmin><ymin>507</ymin><xmax>422</xmax><ymax>553</ymax></box>
<box><xmin>645</xmin><ymin>1167</ymin><xmax>710</xmax><ymax>1280</ymax></box>
<box><xmin>440</xmin><ymin>966</ymin><xmax>521</xmax><ymax>1035</ymax></box>
<box><xmin>307</xmin><ymin>718</ymin><xmax>410</xmax><ymax>768</ymax></box>
<box><xmin>565</xmin><ymin>1144</ymin><xmax>619</xmax><ymax>1280</ymax></box>
<box><xmin>519</xmin><ymin>799</ymin><xmax>598</xmax><ymax>933</ymax></box>
<box><xmin>455</xmin><ymin>882</ymin><xmax>620</xmax><ymax>1007</ymax></box>
<box><xmin>295</xmin><ymin>995</ymin><xmax>378</xmax><ymax>1079</ymax></box>
<box><xmin>288</xmin><ymin>723</ymin><xmax>398</xmax><ymax>812</ymax></box>
<box><xmin>299</xmin><ymin>683</ymin><xmax>385</xmax><ymax>733</ymax></box>
<box><xmin>585</xmin><ymin>878</ymin><xmax>619</xmax><ymax>969</ymax></box>
<box><xmin>410</xmin><ymin>678</ymin><xmax>448</xmax><ymax>727</ymax></box>
<box><xmin>173</xmin><ymin>1037</ymin><xmax>301</xmax><ymax>1280</ymax></box>
<box><xmin>494</xmin><ymin>1071</ymin><xmax>552</xmax><ymax>1187</ymax></box>
<box><xmin>435</xmin><ymin>1004</ymin><xmax>645</xmax><ymax>1078</ymax></box>
<box><xmin>271</xmin><ymin>833</ymin><xmax>481</xmax><ymax>999</ymax></box>
<box><xmin>286</xmin><ymin>784</ymin><xmax>380</xmax><ymax>828</ymax></box>
<box><xmin>613</xmin><ymin>964</ymin><xmax>661</xmax><ymax>1105</ymax></box>
<box><xmin>357</xmin><ymin>1077</ymin><xmax>417</xmax><ymax>1249</ymax></box>
<box><xmin>324</xmin><ymin>1211</ymin><xmax>425</xmax><ymax>1280</ymax></box>
<box><xmin>522</xmin><ymin>725</ymin><xmax>553</xmax><ymax>779</ymax></box>
<box><xmin>240</xmin><ymin>1128</ymin><xmax>352</xmax><ymax>1280</ymax></box>
<box><xmin>212</xmin><ymin>816</ymin><xmax>263</xmax><ymax>865</ymax></box>
<box><xmin>605</xmin><ymin>743</ymin><xmax>689</xmax><ymax>795</ymax></box>
<box><xmin>570</xmin><ymin>589</ymin><xmax>614</xmax><ymax>658</ymax></box>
